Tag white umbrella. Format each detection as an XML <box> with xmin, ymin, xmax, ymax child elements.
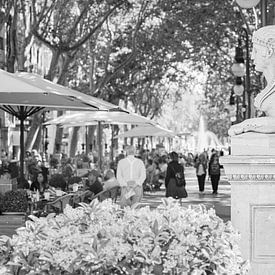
<box><xmin>14</xmin><ymin>72</ymin><xmax>120</xmax><ymax>111</ymax></box>
<box><xmin>0</xmin><ymin>70</ymin><xmax>120</xmax><ymax>111</ymax></box>
<box><xmin>114</xmin><ymin>125</ymin><xmax>176</xmax><ymax>138</ymax></box>
<box><xmin>44</xmin><ymin>111</ymin><xmax>156</xmax><ymax>167</ymax></box>
<box><xmin>0</xmin><ymin>69</ymin><xmax>124</xmax><ymax>182</ymax></box>
<box><xmin>44</xmin><ymin>111</ymin><xmax>155</xmax><ymax>126</ymax></box>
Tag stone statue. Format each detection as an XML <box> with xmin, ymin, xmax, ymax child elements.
<box><xmin>229</xmin><ymin>25</ymin><xmax>275</xmax><ymax>136</ymax></box>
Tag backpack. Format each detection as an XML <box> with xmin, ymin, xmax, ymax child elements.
<box><xmin>172</xmin><ymin>165</ymin><xmax>186</xmax><ymax>187</ymax></box>
<box><xmin>210</xmin><ymin>163</ymin><xmax>220</xmax><ymax>175</ymax></box>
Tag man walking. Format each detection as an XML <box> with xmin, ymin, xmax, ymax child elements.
<box><xmin>117</xmin><ymin>145</ymin><xmax>146</xmax><ymax>207</ymax></box>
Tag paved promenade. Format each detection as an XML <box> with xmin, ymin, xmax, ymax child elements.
<box><xmin>141</xmin><ymin>167</ymin><xmax>231</xmax><ymax>222</ymax></box>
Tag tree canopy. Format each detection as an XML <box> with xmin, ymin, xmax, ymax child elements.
<box><xmin>0</xmin><ymin>0</ymin><xmax>270</xmax><ymax>152</ymax></box>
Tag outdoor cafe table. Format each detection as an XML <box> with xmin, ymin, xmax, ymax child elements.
<box><xmin>28</xmin><ymin>189</ymin><xmax>89</xmax><ymax>215</ymax></box>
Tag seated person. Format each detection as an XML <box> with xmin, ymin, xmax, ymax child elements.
<box><xmin>103</xmin><ymin>169</ymin><xmax>119</xmax><ymax>190</ymax></box>
<box><xmin>146</xmin><ymin>159</ymin><xmax>155</xmax><ymax>184</ymax></box>
<box><xmin>30</xmin><ymin>171</ymin><xmax>48</xmax><ymax>194</ymax></box>
<box><xmin>85</xmin><ymin>169</ymin><xmax>103</xmax><ymax>195</ymax></box>
<box><xmin>49</xmin><ymin>173</ymin><xmax>67</xmax><ymax>191</ymax></box>
<box><xmin>62</xmin><ymin>158</ymin><xmax>75</xmax><ymax>182</ymax></box>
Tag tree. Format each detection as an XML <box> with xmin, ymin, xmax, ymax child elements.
<box><xmin>2</xmin><ymin>0</ymin><xmax>265</xmax><ymax>155</ymax></box>
<box><xmin>26</xmin><ymin>0</ymin><xmax>128</xmax><ymax>153</ymax></box>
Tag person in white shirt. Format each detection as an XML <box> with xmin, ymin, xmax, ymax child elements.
<box><xmin>117</xmin><ymin>145</ymin><xmax>146</xmax><ymax>207</ymax></box>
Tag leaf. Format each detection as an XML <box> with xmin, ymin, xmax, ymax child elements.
<box><xmin>46</xmin><ymin>213</ymin><xmax>57</xmax><ymax>219</ymax></box>
<box><xmin>25</xmin><ymin>220</ymin><xmax>35</xmax><ymax>232</ymax></box>
<box><xmin>152</xmin><ymin>219</ymin><xmax>159</xmax><ymax>235</ymax></box>
<box><xmin>39</xmin><ymin>250</ymin><xmax>53</xmax><ymax>262</ymax></box>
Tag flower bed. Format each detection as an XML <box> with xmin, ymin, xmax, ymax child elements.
<box><xmin>0</xmin><ymin>198</ymin><xmax>249</xmax><ymax>275</ymax></box>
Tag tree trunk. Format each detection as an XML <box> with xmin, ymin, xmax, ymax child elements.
<box><xmin>32</xmin><ymin>126</ymin><xmax>42</xmax><ymax>151</ymax></box>
<box><xmin>25</xmin><ymin>113</ymin><xmax>43</xmax><ymax>152</ymax></box>
<box><xmin>50</xmin><ymin>54</ymin><xmax>63</xmax><ymax>154</ymax></box>
<box><xmin>130</xmin><ymin>125</ymin><xmax>135</xmax><ymax>145</ymax></box>
<box><xmin>69</xmin><ymin>126</ymin><xmax>80</xmax><ymax>157</ymax></box>
<box><xmin>124</xmin><ymin>125</ymin><xmax>128</xmax><ymax>146</ymax></box>
<box><xmin>23</xmin><ymin>49</ymin><xmax>61</xmax><ymax>154</ymax></box>
<box><xmin>17</xmin><ymin>34</ymin><xmax>32</xmax><ymax>72</ymax></box>
<box><xmin>6</xmin><ymin>5</ymin><xmax>17</xmax><ymax>73</ymax></box>
<box><xmin>54</xmin><ymin>111</ymin><xmax>64</xmax><ymax>154</ymax></box>
<box><xmin>113</xmin><ymin>125</ymin><xmax>119</xmax><ymax>153</ymax></box>
<box><xmin>89</xmin><ymin>39</ymin><xmax>96</xmax><ymax>93</ymax></box>
<box><xmin>52</xmin><ymin>52</ymin><xmax>75</xmax><ymax>154</ymax></box>
<box><xmin>45</xmin><ymin>50</ymin><xmax>60</xmax><ymax>81</ymax></box>
<box><xmin>87</xmin><ymin>126</ymin><xmax>96</xmax><ymax>152</ymax></box>
<box><xmin>58</xmin><ymin>53</ymin><xmax>75</xmax><ymax>85</ymax></box>
<box><xmin>141</xmin><ymin>138</ymin><xmax>145</xmax><ymax>150</ymax></box>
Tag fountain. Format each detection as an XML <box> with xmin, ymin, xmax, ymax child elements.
<box><xmin>196</xmin><ymin>115</ymin><xmax>223</xmax><ymax>152</ymax></box>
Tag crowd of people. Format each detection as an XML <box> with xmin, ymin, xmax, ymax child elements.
<box><xmin>0</xmin><ymin>144</ymin><xmax>224</xmax><ymax>208</ymax></box>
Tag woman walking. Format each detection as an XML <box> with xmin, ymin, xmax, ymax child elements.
<box><xmin>194</xmin><ymin>153</ymin><xmax>208</xmax><ymax>194</ymax></box>
<box><xmin>165</xmin><ymin>152</ymin><xmax>187</xmax><ymax>199</ymax></box>
<box><xmin>208</xmin><ymin>153</ymin><xmax>221</xmax><ymax>195</ymax></box>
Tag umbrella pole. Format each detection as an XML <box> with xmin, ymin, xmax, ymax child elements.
<box><xmin>98</xmin><ymin>121</ymin><xmax>102</xmax><ymax>171</ymax></box>
<box><xmin>85</xmin><ymin>125</ymin><xmax>88</xmax><ymax>155</ymax></box>
<box><xmin>19</xmin><ymin>109</ymin><xmax>25</xmax><ymax>185</ymax></box>
<box><xmin>111</xmin><ymin>125</ymin><xmax>114</xmax><ymax>162</ymax></box>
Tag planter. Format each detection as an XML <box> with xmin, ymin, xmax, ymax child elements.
<box><xmin>0</xmin><ymin>213</ymin><xmax>26</xmax><ymax>237</ymax></box>
<box><xmin>2</xmin><ymin>212</ymin><xmax>26</xmax><ymax>215</ymax></box>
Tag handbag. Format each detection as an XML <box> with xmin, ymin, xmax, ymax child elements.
<box><xmin>171</xmin><ymin>165</ymin><xmax>186</xmax><ymax>187</ymax></box>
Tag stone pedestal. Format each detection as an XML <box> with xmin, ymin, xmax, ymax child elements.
<box><xmin>231</xmin><ymin>133</ymin><xmax>275</xmax><ymax>156</ymax></box>
<box><xmin>221</xmin><ymin>133</ymin><xmax>275</xmax><ymax>275</ymax></box>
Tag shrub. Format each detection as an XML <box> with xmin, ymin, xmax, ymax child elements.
<box><xmin>0</xmin><ymin>199</ymin><xmax>249</xmax><ymax>274</ymax></box>
<box><xmin>2</xmin><ymin>189</ymin><xmax>28</xmax><ymax>213</ymax></box>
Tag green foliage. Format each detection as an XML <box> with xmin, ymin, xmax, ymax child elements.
<box><xmin>68</xmin><ymin>0</ymin><xmax>256</xmax><ymax>134</ymax></box>
<box><xmin>0</xmin><ymin>199</ymin><xmax>249</xmax><ymax>274</ymax></box>
<box><xmin>2</xmin><ymin>190</ymin><xmax>28</xmax><ymax>213</ymax></box>
<box><xmin>5</xmin><ymin>0</ymin><xmax>268</xmax><ymax>145</ymax></box>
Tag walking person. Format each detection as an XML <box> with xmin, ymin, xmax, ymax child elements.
<box><xmin>208</xmin><ymin>153</ymin><xmax>221</xmax><ymax>195</ymax></box>
<box><xmin>165</xmin><ymin>152</ymin><xmax>187</xmax><ymax>199</ymax></box>
<box><xmin>117</xmin><ymin>145</ymin><xmax>146</xmax><ymax>207</ymax></box>
<box><xmin>194</xmin><ymin>153</ymin><xmax>208</xmax><ymax>194</ymax></box>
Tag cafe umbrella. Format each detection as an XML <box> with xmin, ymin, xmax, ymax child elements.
<box><xmin>44</xmin><ymin>110</ymin><xmax>155</xmax><ymax>126</ymax></box>
<box><xmin>0</xmin><ymin>69</ymin><xmax>125</xmax><ymax>184</ymax></box>
<box><xmin>44</xmin><ymin>110</ymin><xmax>156</xmax><ymax>167</ymax></box>
<box><xmin>114</xmin><ymin>125</ymin><xmax>176</xmax><ymax>152</ymax></box>
<box><xmin>115</xmin><ymin>124</ymin><xmax>176</xmax><ymax>138</ymax></box>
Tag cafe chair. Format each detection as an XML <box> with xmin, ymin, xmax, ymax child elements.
<box><xmin>45</xmin><ymin>193</ymin><xmax>74</xmax><ymax>214</ymax></box>
<box><xmin>73</xmin><ymin>190</ymin><xmax>93</xmax><ymax>206</ymax></box>
<box><xmin>90</xmin><ymin>186</ymin><xmax>121</xmax><ymax>203</ymax></box>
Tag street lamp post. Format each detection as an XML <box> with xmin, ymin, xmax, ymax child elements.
<box><xmin>231</xmin><ymin>28</ymin><xmax>251</xmax><ymax>120</ymax></box>
<box><xmin>260</xmin><ymin>0</ymin><xmax>267</xmax><ymax>26</ymax></box>
<box><xmin>240</xmin><ymin>27</ymin><xmax>251</xmax><ymax>119</ymax></box>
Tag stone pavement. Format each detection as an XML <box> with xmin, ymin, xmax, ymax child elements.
<box><xmin>140</xmin><ymin>167</ymin><xmax>231</xmax><ymax>222</ymax></box>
